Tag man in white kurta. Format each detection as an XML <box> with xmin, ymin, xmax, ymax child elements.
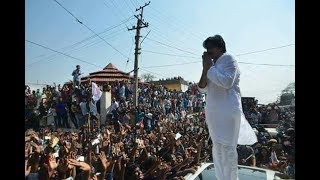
<box><xmin>198</xmin><ymin>35</ymin><xmax>257</xmax><ymax>180</ymax></box>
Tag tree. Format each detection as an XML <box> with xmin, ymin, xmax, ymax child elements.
<box><xmin>141</xmin><ymin>73</ymin><xmax>156</xmax><ymax>82</ymax></box>
<box><xmin>279</xmin><ymin>82</ymin><xmax>295</xmax><ymax>105</ymax></box>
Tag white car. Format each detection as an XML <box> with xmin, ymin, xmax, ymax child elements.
<box><xmin>184</xmin><ymin>163</ymin><xmax>290</xmax><ymax>180</ymax></box>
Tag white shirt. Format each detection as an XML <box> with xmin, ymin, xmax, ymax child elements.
<box><xmin>111</xmin><ymin>101</ymin><xmax>119</xmax><ymax>111</ymax></box>
<box><xmin>89</xmin><ymin>100</ymin><xmax>98</xmax><ymax>116</ymax></box>
<box><xmin>271</xmin><ymin>151</ymin><xmax>279</xmax><ymax>164</ymax></box>
<box><xmin>198</xmin><ymin>53</ymin><xmax>257</xmax><ymax>146</ymax></box>
<box><xmin>181</xmin><ymin>110</ymin><xmax>186</xmax><ymax>119</ymax></box>
<box><xmin>168</xmin><ymin>113</ymin><xmax>175</xmax><ymax>121</ymax></box>
<box><xmin>119</xmin><ymin>86</ymin><xmax>126</xmax><ymax>98</ymax></box>
<box><xmin>165</xmin><ymin>99</ymin><xmax>171</xmax><ymax>109</ymax></box>
<box><xmin>80</xmin><ymin>102</ymin><xmax>88</xmax><ymax>116</ymax></box>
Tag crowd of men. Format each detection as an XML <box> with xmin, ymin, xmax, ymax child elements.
<box><xmin>25</xmin><ymin>79</ymin><xmax>295</xmax><ymax>179</ymax></box>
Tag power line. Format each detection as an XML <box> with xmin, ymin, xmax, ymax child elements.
<box><xmin>103</xmin><ymin>0</ymin><xmax>136</xmax><ymax>65</ymax></box>
<box><xmin>27</xmin><ymin>28</ymin><xmax>128</xmax><ymax>67</ymax></box>
<box><xmin>141</xmin><ymin>60</ymin><xmax>294</xmax><ymax>68</ymax></box>
<box><xmin>108</xmin><ymin>0</ymin><xmax>133</xmax><ymax>27</ymax></box>
<box><xmin>143</xmin><ymin>50</ymin><xmax>198</xmax><ymax>59</ymax></box>
<box><xmin>147</xmin><ymin>26</ymin><xmax>200</xmax><ymax>53</ymax></box>
<box><xmin>130</xmin><ymin>0</ymin><xmax>139</xmax><ymax>7</ymax></box>
<box><xmin>144</xmin><ymin>0</ymin><xmax>204</xmax><ymax>41</ymax></box>
<box><xmin>138</xmin><ymin>0</ymin><xmax>294</xmax><ymax>59</ymax></box>
<box><xmin>107</xmin><ymin>1</ymin><xmax>199</xmax><ymax>62</ymax></box>
<box><xmin>140</xmin><ymin>68</ymin><xmax>168</xmax><ymax>78</ymax></box>
<box><xmin>123</xmin><ymin>0</ymin><xmax>135</xmax><ymax>14</ymax></box>
<box><xmin>27</xmin><ymin>30</ymin><xmax>127</xmax><ymax>67</ymax></box>
<box><xmin>72</xmin><ymin>16</ymin><xmax>129</xmax><ymax>60</ymax></box>
<box><xmin>140</xmin><ymin>30</ymin><xmax>151</xmax><ymax>45</ymax></box>
<box><xmin>123</xmin><ymin>0</ymin><xmax>138</xmax><ymax>10</ymax></box>
<box><xmin>125</xmin><ymin>36</ymin><xmax>135</xmax><ymax>71</ymax></box>
<box><xmin>28</xmin><ymin>16</ymin><xmax>134</xmax><ymax>63</ymax></box>
<box><xmin>144</xmin><ymin>43</ymin><xmax>295</xmax><ymax>59</ymax></box>
<box><xmin>67</xmin><ymin>29</ymin><xmax>127</xmax><ymax>53</ymax></box>
<box><xmin>145</xmin><ymin>37</ymin><xmax>198</xmax><ymax>56</ymax></box>
<box><xmin>52</xmin><ymin>0</ymin><xmax>128</xmax><ymax>59</ymax></box>
<box><xmin>238</xmin><ymin>62</ymin><xmax>294</xmax><ymax>67</ymax></box>
<box><xmin>137</xmin><ymin>0</ymin><xmax>206</xmax><ymax>41</ymax></box>
<box><xmin>53</xmin><ymin>0</ymin><xmax>82</xmax><ymax>23</ymax></box>
<box><xmin>141</xmin><ymin>59</ymin><xmax>294</xmax><ymax>68</ymax></box>
<box><xmin>145</xmin><ymin>35</ymin><xmax>294</xmax><ymax>58</ymax></box>
<box><xmin>146</xmin><ymin>12</ymin><xmax>197</xmax><ymax>43</ymax></box>
<box><xmin>140</xmin><ymin>44</ymin><xmax>295</xmax><ymax>68</ymax></box>
<box><xmin>236</xmin><ymin>44</ymin><xmax>295</xmax><ymax>56</ymax></box>
<box><xmin>26</xmin><ymin>40</ymin><xmax>103</xmax><ymax>68</ymax></box>
<box><xmin>141</xmin><ymin>0</ymin><xmax>295</xmax><ymax>62</ymax></box>
<box><xmin>103</xmin><ymin>0</ymin><xmax>134</xmax><ymax>33</ymax></box>
<box><xmin>142</xmin><ymin>61</ymin><xmax>200</xmax><ymax>68</ymax></box>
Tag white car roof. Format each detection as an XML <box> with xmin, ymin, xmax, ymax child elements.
<box><xmin>184</xmin><ymin>163</ymin><xmax>286</xmax><ymax>180</ymax></box>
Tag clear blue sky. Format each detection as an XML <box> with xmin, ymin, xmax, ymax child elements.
<box><xmin>25</xmin><ymin>0</ymin><xmax>295</xmax><ymax>104</ymax></box>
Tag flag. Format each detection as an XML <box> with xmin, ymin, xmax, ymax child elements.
<box><xmin>92</xmin><ymin>82</ymin><xmax>102</xmax><ymax>101</ymax></box>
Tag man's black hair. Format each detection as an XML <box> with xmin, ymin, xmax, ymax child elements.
<box><xmin>203</xmin><ymin>35</ymin><xmax>227</xmax><ymax>53</ymax></box>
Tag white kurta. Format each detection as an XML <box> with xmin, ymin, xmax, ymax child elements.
<box><xmin>198</xmin><ymin>53</ymin><xmax>257</xmax><ymax>146</ymax></box>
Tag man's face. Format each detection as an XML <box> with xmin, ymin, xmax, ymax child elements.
<box><xmin>206</xmin><ymin>46</ymin><xmax>221</xmax><ymax>60</ymax></box>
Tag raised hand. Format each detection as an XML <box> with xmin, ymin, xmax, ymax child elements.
<box><xmin>98</xmin><ymin>152</ymin><xmax>111</xmax><ymax>171</ymax></box>
<box><xmin>25</xmin><ymin>143</ymin><xmax>31</xmax><ymax>158</ymax></box>
<box><xmin>30</xmin><ymin>141</ymin><xmax>41</xmax><ymax>154</ymax></box>
<box><xmin>30</xmin><ymin>132</ymin><xmax>40</xmax><ymax>142</ymax></box>
<box><xmin>67</xmin><ymin>159</ymin><xmax>91</xmax><ymax>172</ymax></box>
<box><xmin>48</xmin><ymin>155</ymin><xmax>58</xmax><ymax>170</ymax></box>
<box><xmin>120</xmin><ymin>127</ymin><xmax>127</xmax><ymax>136</ymax></box>
<box><xmin>57</xmin><ymin>158</ymin><xmax>69</xmax><ymax>175</ymax></box>
<box><xmin>155</xmin><ymin>164</ymin><xmax>172</xmax><ymax>180</ymax></box>
<box><xmin>25</xmin><ymin>160</ymin><xmax>31</xmax><ymax>177</ymax></box>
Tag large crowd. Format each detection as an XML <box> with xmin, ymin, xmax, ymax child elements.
<box><xmin>237</xmin><ymin>98</ymin><xmax>295</xmax><ymax>178</ymax></box>
<box><xmin>25</xmin><ymin>79</ymin><xmax>295</xmax><ymax>179</ymax></box>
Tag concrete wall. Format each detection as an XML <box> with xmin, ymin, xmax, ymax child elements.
<box><xmin>100</xmin><ymin>91</ymin><xmax>112</xmax><ymax>125</ymax></box>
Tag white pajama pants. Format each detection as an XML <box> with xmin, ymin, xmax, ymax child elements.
<box><xmin>212</xmin><ymin>141</ymin><xmax>239</xmax><ymax>180</ymax></box>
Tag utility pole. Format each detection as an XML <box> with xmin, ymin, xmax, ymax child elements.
<box><xmin>128</xmin><ymin>1</ymin><xmax>150</xmax><ymax>107</ymax></box>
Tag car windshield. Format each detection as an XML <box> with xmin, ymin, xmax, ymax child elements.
<box><xmin>195</xmin><ymin>165</ymin><xmax>267</xmax><ymax>180</ymax></box>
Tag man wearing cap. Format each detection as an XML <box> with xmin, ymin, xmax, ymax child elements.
<box><xmin>197</xmin><ymin>35</ymin><xmax>257</xmax><ymax>180</ymax></box>
<box><xmin>72</xmin><ymin>65</ymin><xmax>82</xmax><ymax>88</ymax></box>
